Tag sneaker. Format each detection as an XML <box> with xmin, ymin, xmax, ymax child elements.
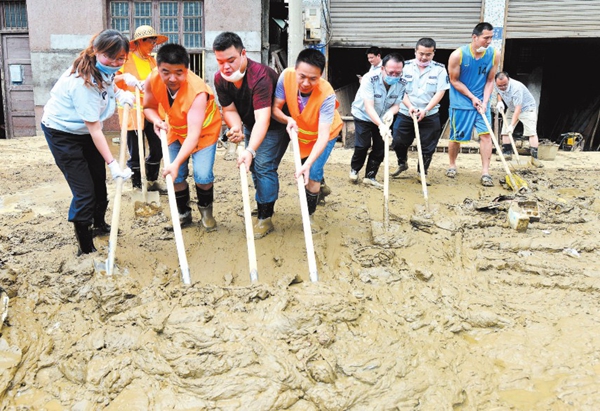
<box><xmin>362</xmin><ymin>177</ymin><xmax>383</xmax><ymax>188</ymax></box>
<box><xmin>391</xmin><ymin>162</ymin><xmax>408</xmax><ymax>177</ymax></box>
<box><xmin>529</xmin><ymin>157</ymin><xmax>544</xmax><ymax>168</ymax></box>
<box><xmin>349</xmin><ymin>169</ymin><xmax>359</xmax><ymax>183</ymax></box>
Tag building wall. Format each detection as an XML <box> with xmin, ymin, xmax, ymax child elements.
<box><xmin>203</xmin><ymin>0</ymin><xmax>263</xmax><ymax>88</ymax></box>
<box><xmin>28</xmin><ymin>0</ymin><xmax>105</xmax><ymax>133</ymax></box>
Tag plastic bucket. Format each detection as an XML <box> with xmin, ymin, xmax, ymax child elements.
<box><xmin>538</xmin><ymin>144</ymin><xmax>558</xmax><ymax>161</ymax></box>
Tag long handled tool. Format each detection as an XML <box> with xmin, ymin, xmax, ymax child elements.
<box><xmin>133</xmin><ymin>88</ymin><xmax>160</xmax><ymax>216</ymax></box>
<box><xmin>381</xmin><ymin>116</ymin><xmax>393</xmax><ymax>231</ymax></box>
<box><xmin>288</xmin><ymin>128</ymin><xmax>318</xmax><ymax>282</ymax></box>
<box><xmin>499</xmin><ymin>109</ymin><xmax>521</xmax><ymax>164</ymax></box>
<box><xmin>159</xmin><ymin>129</ymin><xmax>191</xmax><ymax>285</ymax></box>
<box><xmin>106</xmin><ymin>105</ymin><xmax>131</xmax><ymax>276</ymax></box>
<box><xmin>412</xmin><ymin>114</ymin><xmax>430</xmax><ymax>211</ymax></box>
<box><xmin>480</xmin><ymin>111</ymin><xmax>528</xmax><ymax>193</ymax></box>
<box><xmin>237</xmin><ymin>144</ymin><xmax>258</xmax><ymax>282</ymax></box>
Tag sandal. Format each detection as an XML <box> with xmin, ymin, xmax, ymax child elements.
<box><xmin>445</xmin><ymin>168</ymin><xmax>457</xmax><ymax>178</ymax></box>
<box><xmin>480</xmin><ymin>174</ymin><xmax>494</xmax><ymax>187</ymax></box>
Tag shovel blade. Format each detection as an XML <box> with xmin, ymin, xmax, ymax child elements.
<box><xmin>505</xmin><ymin>173</ymin><xmax>529</xmax><ymax>193</ymax></box>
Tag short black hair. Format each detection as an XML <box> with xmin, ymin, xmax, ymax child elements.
<box><xmin>416</xmin><ymin>37</ymin><xmax>436</xmax><ymax>51</ymax></box>
<box><xmin>213</xmin><ymin>31</ymin><xmax>244</xmax><ymax>52</ymax></box>
<box><xmin>295</xmin><ymin>48</ymin><xmax>325</xmax><ymax>74</ymax></box>
<box><xmin>382</xmin><ymin>52</ymin><xmax>405</xmax><ymax>67</ymax></box>
<box><xmin>495</xmin><ymin>71</ymin><xmax>509</xmax><ymax>81</ymax></box>
<box><xmin>473</xmin><ymin>22</ymin><xmax>494</xmax><ymax>36</ymax></box>
<box><xmin>156</xmin><ymin>43</ymin><xmax>189</xmax><ymax>67</ymax></box>
<box><xmin>366</xmin><ymin>46</ymin><xmax>381</xmax><ymax>56</ymax></box>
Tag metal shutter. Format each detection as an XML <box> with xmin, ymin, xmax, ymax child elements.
<box><xmin>330</xmin><ymin>0</ymin><xmax>483</xmax><ymax>49</ymax></box>
<box><xmin>507</xmin><ymin>0</ymin><xmax>600</xmax><ymax>39</ymax></box>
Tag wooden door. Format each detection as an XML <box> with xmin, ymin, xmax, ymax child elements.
<box><xmin>2</xmin><ymin>34</ymin><xmax>35</xmax><ymax>138</ymax></box>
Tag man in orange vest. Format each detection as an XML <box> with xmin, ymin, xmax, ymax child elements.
<box><xmin>272</xmin><ymin>48</ymin><xmax>343</xmax><ymax>217</ymax></box>
<box><xmin>115</xmin><ymin>25</ymin><xmax>167</xmax><ymax>191</ymax></box>
<box><xmin>143</xmin><ymin>44</ymin><xmax>222</xmax><ymax>230</ymax></box>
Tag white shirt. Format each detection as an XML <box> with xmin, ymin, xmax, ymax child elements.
<box><xmin>496</xmin><ymin>78</ymin><xmax>537</xmax><ymax>113</ymax></box>
<box><xmin>351</xmin><ymin>69</ymin><xmax>406</xmax><ymax>122</ymax></box>
<box><xmin>399</xmin><ymin>59</ymin><xmax>450</xmax><ymax>116</ymax></box>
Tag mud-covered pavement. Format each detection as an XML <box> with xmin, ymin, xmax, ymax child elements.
<box><xmin>1</xmin><ymin>136</ymin><xmax>599</xmax><ymax>410</ymax></box>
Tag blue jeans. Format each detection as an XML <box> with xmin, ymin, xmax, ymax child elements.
<box><xmin>244</xmin><ymin>127</ymin><xmax>289</xmax><ymax>204</ymax></box>
<box><xmin>307</xmin><ymin>138</ymin><xmax>336</xmax><ymax>182</ymax></box>
<box><xmin>167</xmin><ymin>140</ymin><xmax>217</xmax><ymax>184</ymax></box>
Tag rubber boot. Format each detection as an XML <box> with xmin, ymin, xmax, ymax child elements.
<box><xmin>131</xmin><ymin>167</ymin><xmax>142</xmax><ymax>189</ymax></box>
<box><xmin>146</xmin><ymin>161</ymin><xmax>167</xmax><ymax>194</ymax></box>
<box><xmin>92</xmin><ymin>200</ymin><xmax>110</xmax><ymax>237</ymax></box>
<box><xmin>254</xmin><ymin>202</ymin><xmax>275</xmax><ymax>239</ymax></box>
<box><xmin>306</xmin><ymin>189</ymin><xmax>319</xmax><ymax>215</ymax></box>
<box><xmin>529</xmin><ymin>147</ymin><xmax>544</xmax><ymax>168</ymax></box>
<box><xmin>74</xmin><ymin>222</ymin><xmax>97</xmax><ymax>255</ymax></box>
<box><xmin>497</xmin><ymin>143</ymin><xmax>512</xmax><ymax>161</ymax></box>
<box><xmin>196</xmin><ymin>185</ymin><xmax>217</xmax><ymax>232</ymax></box>
<box><xmin>175</xmin><ymin>186</ymin><xmax>192</xmax><ymax>227</ymax></box>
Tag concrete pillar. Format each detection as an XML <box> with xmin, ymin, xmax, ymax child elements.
<box><xmin>288</xmin><ymin>0</ymin><xmax>304</xmax><ymax>67</ymax></box>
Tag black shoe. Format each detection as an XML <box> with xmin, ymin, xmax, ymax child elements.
<box><xmin>391</xmin><ymin>163</ymin><xmax>408</xmax><ymax>177</ymax></box>
<box><xmin>93</xmin><ymin>220</ymin><xmax>111</xmax><ymax>237</ymax></box>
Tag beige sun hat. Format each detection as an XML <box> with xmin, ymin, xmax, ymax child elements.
<box><xmin>130</xmin><ymin>25</ymin><xmax>168</xmax><ymax>45</ymax></box>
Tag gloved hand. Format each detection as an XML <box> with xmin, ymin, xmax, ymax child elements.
<box><xmin>378</xmin><ymin>123</ymin><xmax>392</xmax><ymax>141</ymax></box>
<box><xmin>496</xmin><ymin>101</ymin><xmax>505</xmax><ymax>112</ymax></box>
<box><xmin>506</xmin><ymin>124</ymin><xmax>514</xmax><ymax>134</ymax></box>
<box><xmin>122</xmin><ymin>73</ymin><xmax>140</xmax><ymax>88</ymax></box>
<box><xmin>116</xmin><ymin>90</ymin><xmax>135</xmax><ymax>107</ymax></box>
<box><xmin>108</xmin><ymin>160</ymin><xmax>133</xmax><ymax>181</ymax></box>
<box><xmin>381</xmin><ymin>110</ymin><xmax>394</xmax><ymax>126</ymax></box>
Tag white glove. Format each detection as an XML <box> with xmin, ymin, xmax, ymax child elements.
<box><xmin>381</xmin><ymin>110</ymin><xmax>394</xmax><ymax>126</ymax></box>
<box><xmin>378</xmin><ymin>123</ymin><xmax>392</xmax><ymax>141</ymax></box>
<box><xmin>108</xmin><ymin>160</ymin><xmax>133</xmax><ymax>181</ymax></box>
<box><xmin>116</xmin><ymin>90</ymin><xmax>135</xmax><ymax>107</ymax></box>
<box><xmin>506</xmin><ymin>124</ymin><xmax>514</xmax><ymax>134</ymax></box>
<box><xmin>122</xmin><ymin>73</ymin><xmax>140</xmax><ymax>87</ymax></box>
<box><xmin>496</xmin><ymin>101</ymin><xmax>505</xmax><ymax>112</ymax></box>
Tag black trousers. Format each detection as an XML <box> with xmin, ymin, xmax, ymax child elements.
<box><xmin>350</xmin><ymin>117</ymin><xmax>384</xmax><ymax>179</ymax></box>
<box><xmin>126</xmin><ymin>119</ymin><xmax>162</xmax><ymax>169</ymax></box>
<box><xmin>42</xmin><ymin>124</ymin><xmax>107</xmax><ymax>223</ymax></box>
<box><xmin>391</xmin><ymin>112</ymin><xmax>441</xmax><ymax>170</ymax></box>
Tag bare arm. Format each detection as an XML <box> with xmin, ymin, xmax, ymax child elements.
<box><xmin>272</xmin><ymin>97</ymin><xmax>293</xmax><ymax>129</ymax></box>
<box><xmin>448</xmin><ymin>49</ymin><xmax>480</xmax><ymax>109</ymax></box>
<box><xmin>221</xmin><ymin>103</ymin><xmax>244</xmax><ymax>143</ymax></box>
<box><xmin>482</xmin><ymin>53</ymin><xmax>498</xmax><ymax>108</ymax></box>
<box><xmin>236</xmin><ymin>106</ymin><xmax>272</xmax><ymax>171</ymax></box>
<box><xmin>142</xmin><ymin>77</ymin><xmax>168</xmax><ymax>134</ymax></box>
<box><xmin>84</xmin><ymin>121</ymin><xmax>114</xmax><ymax>164</ymax></box>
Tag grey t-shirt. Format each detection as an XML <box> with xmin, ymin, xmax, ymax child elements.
<box><xmin>496</xmin><ymin>78</ymin><xmax>537</xmax><ymax>112</ymax></box>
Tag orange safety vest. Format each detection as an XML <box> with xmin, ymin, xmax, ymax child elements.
<box><xmin>283</xmin><ymin>68</ymin><xmax>342</xmax><ymax>158</ymax></box>
<box><xmin>149</xmin><ymin>69</ymin><xmax>221</xmax><ymax>153</ymax></box>
<box><xmin>116</xmin><ymin>52</ymin><xmax>157</xmax><ymax>130</ymax></box>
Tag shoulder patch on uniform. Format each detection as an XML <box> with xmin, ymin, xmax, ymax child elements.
<box><xmin>405</xmin><ymin>60</ymin><xmax>416</xmax><ymax>66</ymax></box>
<box><xmin>432</xmin><ymin>61</ymin><xmax>445</xmax><ymax>68</ymax></box>
<box><xmin>370</xmin><ymin>75</ymin><xmax>380</xmax><ymax>83</ymax></box>
<box><xmin>399</xmin><ymin>78</ymin><xmax>407</xmax><ymax>85</ymax></box>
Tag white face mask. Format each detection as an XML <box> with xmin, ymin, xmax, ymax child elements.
<box><xmin>416</xmin><ymin>60</ymin><xmax>431</xmax><ymax>68</ymax></box>
<box><xmin>221</xmin><ymin>69</ymin><xmax>246</xmax><ymax>83</ymax></box>
<box><xmin>476</xmin><ymin>46</ymin><xmax>488</xmax><ymax>53</ymax></box>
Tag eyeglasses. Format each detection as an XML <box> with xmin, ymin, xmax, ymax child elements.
<box><xmin>143</xmin><ymin>37</ymin><xmax>158</xmax><ymax>44</ymax></box>
<box><xmin>384</xmin><ymin>69</ymin><xmax>403</xmax><ymax>78</ymax></box>
<box><xmin>100</xmin><ymin>54</ymin><xmax>127</xmax><ymax>65</ymax></box>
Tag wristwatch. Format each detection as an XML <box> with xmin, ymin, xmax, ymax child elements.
<box><xmin>246</xmin><ymin>147</ymin><xmax>256</xmax><ymax>158</ymax></box>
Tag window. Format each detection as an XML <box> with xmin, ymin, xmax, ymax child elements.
<box><xmin>0</xmin><ymin>1</ymin><xmax>28</xmax><ymax>31</ymax></box>
<box><xmin>108</xmin><ymin>1</ymin><xmax>203</xmax><ymax>77</ymax></box>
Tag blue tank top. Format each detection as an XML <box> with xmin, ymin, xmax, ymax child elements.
<box><xmin>449</xmin><ymin>44</ymin><xmax>495</xmax><ymax>110</ymax></box>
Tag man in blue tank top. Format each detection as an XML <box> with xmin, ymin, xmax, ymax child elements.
<box><xmin>447</xmin><ymin>22</ymin><xmax>498</xmax><ymax>187</ymax></box>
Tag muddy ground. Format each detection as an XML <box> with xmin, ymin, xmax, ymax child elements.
<box><xmin>0</xmin><ymin>135</ymin><xmax>599</xmax><ymax>410</ymax></box>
